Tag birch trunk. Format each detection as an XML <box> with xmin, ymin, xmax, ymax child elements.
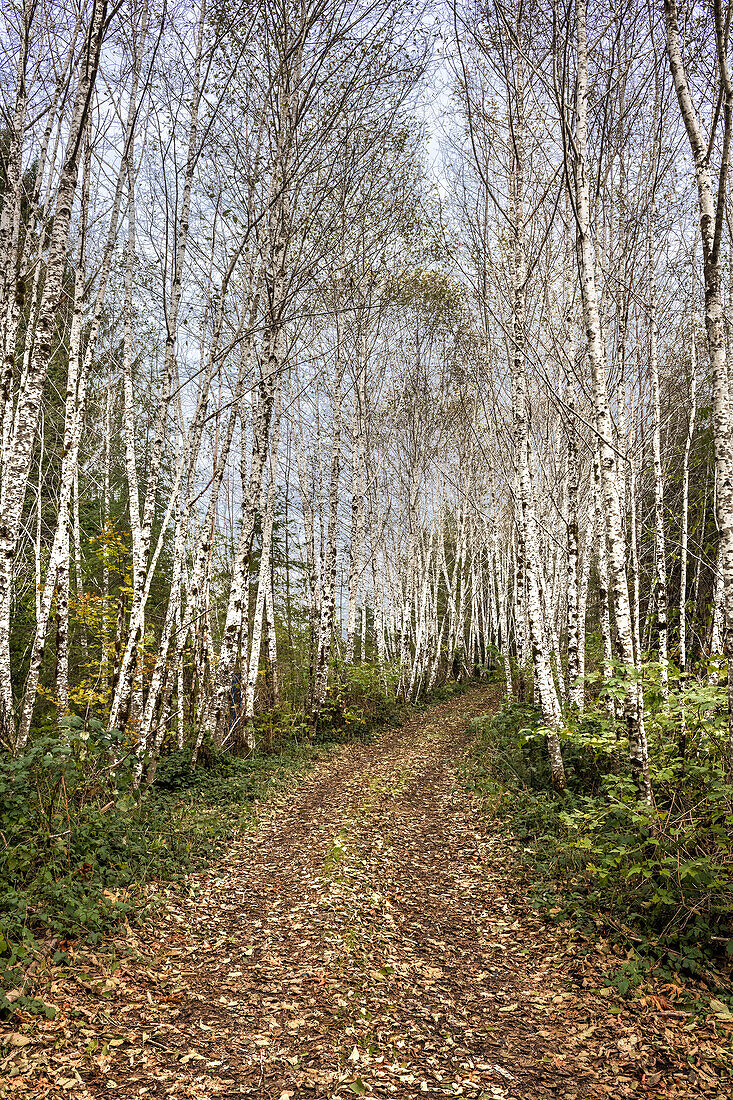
<box><xmin>1</xmin><ymin>0</ymin><xmax>107</xmax><ymax>747</ymax></box>
<box><xmin>571</xmin><ymin>0</ymin><xmax>650</xmax><ymax>800</ymax></box>
<box><xmin>202</xmin><ymin>246</ymin><xmax>286</xmax><ymax>741</ymax></box>
<box><xmin>506</xmin><ymin>65</ymin><xmax>565</xmax><ymax>787</ymax></box>
<box><xmin>594</xmin><ymin>450</ymin><xmax>614</xmax><ymax>718</ymax></box>
<box><xmin>648</xmin><ymin>96</ymin><xmax>669</xmax><ymax>703</ymax></box>
<box><xmin>314</xmin><ymin>369</ymin><xmax>343</xmax><ymax>712</ymax></box>
<box><xmin>680</xmin><ymin>341</ymin><xmax>697</xmax><ymax>672</ymax></box>
<box><xmin>566</xmin><ymin>382</ymin><xmax>582</xmax><ymax>709</ymax></box>
<box><xmin>116</xmin><ymin>0</ymin><xmax>204</xmax><ymax>727</ymax></box>
<box><xmin>576</xmin><ymin>511</ymin><xmax>593</xmax><ymax>711</ymax></box>
<box><xmin>0</xmin><ymin>0</ymin><xmax>33</xmax><ymax>474</ymax></box>
<box><xmin>72</xmin><ymin>466</ymin><xmax>87</xmax><ymax>667</ymax></box>
<box><xmin>665</xmin><ymin>0</ymin><xmax>733</xmax><ymax>770</ymax></box>
<box><xmin>55</xmin><ymin>134</ymin><xmax>92</xmax><ymax>713</ymax></box>
<box><xmin>346</xmin><ymin>348</ymin><xmax>367</xmax><ymax>664</ymax></box>
<box><xmin>265</xmin><ymin>573</ymin><xmax>279</xmax><ymax>707</ymax></box>
<box><xmin>16</xmin><ymin>3</ymin><xmax>144</xmax><ymax>745</ymax></box>
<box><xmin>243</xmin><ymin>390</ymin><xmax>283</xmax><ymax>734</ymax></box>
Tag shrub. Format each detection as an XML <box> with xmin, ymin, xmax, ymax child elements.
<box><xmin>317</xmin><ymin>662</ymin><xmax>402</xmax><ymax>740</ymax></box>
<box><xmin>466</xmin><ymin>680</ymin><xmax>733</xmax><ymax>978</ymax></box>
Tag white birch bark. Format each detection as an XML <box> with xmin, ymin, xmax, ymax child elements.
<box><xmin>710</xmin><ymin>546</ymin><xmax>725</xmax><ymax>683</ymax></box>
<box><xmin>648</xmin><ymin>94</ymin><xmax>669</xmax><ymax>703</ymax></box>
<box><xmin>314</xmin><ymin>332</ymin><xmax>345</xmax><ymax>714</ymax></box>
<box><xmin>679</xmin><ymin>339</ymin><xmax>697</xmax><ymax>672</ymax></box>
<box><xmin>565</xmin><ymin>397</ymin><xmax>581</xmax><ymax>711</ymax></box>
<box><xmin>115</xmin><ymin>0</ymin><xmax>203</xmax><ymax>726</ymax></box>
<box><xmin>594</xmin><ymin>450</ymin><xmax>614</xmax><ymax>718</ymax></box>
<box><xmin>243</xmin><ymin>389</ymin><xmax>284</xmax><ymax>733</ymax></box>
<box><xmin>570</xmin><ymin>0</ymin><xmax>650</xmax><ymax>800</ymax></box>
<box><xmin>0</xmin><ymin>0</ymin><xmax>34</xmax><ymax>472</ymax></box>
<box><xmin>506</xmin><ymin>67</ymin><xmax>565</xmax><ymax>787</ymax></box>
<box><xmin>665</xmin><ymin>0</ymin><xmax>733</xmax><ymax>769</ymax></box>
<box><xmin>346</xmin><ymin>345</ymin><xmax>367</xmax><ymax>664</ymax></box>
<box><xmin>1</xmin><ymin>0</ymin><xmax>107</xmax><ymax>747</ymax></box>
<box><xmin>121</xmin><ymin>96</ymin><xmax>144</xmax><ymax>721</ymax></box>
<box><xmin>55</xmin><ymin>135</ymin><xmax>92</xmax><ymax>714</ymax></box>
<box><xmin>265</xmin><ymin>571</ymin><xmax>279</xmax><ymax>707</ymax></box>
<box><xmin>16</xmin><ymin>0</ymin><xmax>149</xmax><ymax>746</ymax></box>
<box><xmin>202</xmin><ymin>243</ymin><xmax>286</xmax><ymax>740</ymax></box>
<box><xmin>576</xmin><ymin>511</ymin><xmax>593</xmax><ymax>711</ymax></box>
<box><xmin>498</xmin><ymin>539</ymin><xmax>513</xmax><ymax>702</ymax></box>
<box><xmin>72</xmin><ymin>466</ymin><xmax>87</xmax><ymax>668</ymax></box>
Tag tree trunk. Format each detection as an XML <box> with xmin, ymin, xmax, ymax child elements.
<box><xmin>570</xmin><ymin>0</ymin><xmax>650</xmax><ymax>800</ymax></box>
<box><xmin>679</xmin><ymin>340</ymin><xmax>697</xmax><ymax>672</ymax></box>
<box><xmin>664</xmin><ymin>0</ymin><xmax>733</xmax><ymax>771</ymax></box>
<box><xmin>1</xmin><ymin>0</ymin><xmax>107</xmax><ymax>748</ymax></box>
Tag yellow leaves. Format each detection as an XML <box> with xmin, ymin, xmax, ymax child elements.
<box><xmin>90</xmin><ymin>521</ymin><xmax>132</xmax><ymax>567</ymax></box>
<box><xmin>67</xmin><ymin>684</ymin><xmax>110</xmax><ymax>708</ymax></box>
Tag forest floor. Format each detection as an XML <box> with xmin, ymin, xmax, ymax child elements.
<box><xmin>2</xmin><ymin>686</ymin><xmax>731</xmax><ymax>1099</ymax></box>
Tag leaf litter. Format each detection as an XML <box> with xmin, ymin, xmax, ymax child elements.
<box><xmin>1</xmin><ymin>687</ymin><xmax>730</xmax><ymax>1098</ymax></box>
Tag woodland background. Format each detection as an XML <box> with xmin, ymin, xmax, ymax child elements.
<box><xmin>0</xmin><ymin>0</ymin><xmax>732</xmax><ymax>1017</ymax></box>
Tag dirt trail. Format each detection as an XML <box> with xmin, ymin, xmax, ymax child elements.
<box><xmin>4</xmin><ymin>687</ymin><xmax>730</xmax><ymax>1098</ymax></box>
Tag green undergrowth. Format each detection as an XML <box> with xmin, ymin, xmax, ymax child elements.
<box><xmin>418</xmin><ymin>672</ymin><xmax>492</xmax><ymax>708</ymax></box>
<box><xmin>0</xmin><ymin>663</ymin><xmax>477</xmax><ymax>1019</ymax></box>
<box><xmin>465</xmin><ymin>684</ymin><xmax>733</xmax><ymax>1001</ymax></box>
<box><xmin>314</xmin><ymin>662</ymin><xmax>403</xmax><ymax>739</ymax></box>
<box><xmin>0</xmin><ymin>720</ymin><xmax>336</xmax><ymax>1019</ymax></box>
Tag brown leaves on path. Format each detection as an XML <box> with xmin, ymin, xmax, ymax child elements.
<box><xmin>2</xmin><ymin>687</ymin><xmax>730</xmax><ymax>1098</ymax></box>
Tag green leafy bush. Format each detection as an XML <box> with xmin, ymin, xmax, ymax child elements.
<box><xmin>317</xmin><ymin>662</ymin><xmax>402</xmax><ymax>740</ymax></box>
<box><xmin>466</xmin><ymin>677</ymin><xmax>733</xmax><ymax>979</ymax></box>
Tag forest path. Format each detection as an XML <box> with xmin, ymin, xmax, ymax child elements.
<box><xmin>8</xmin><ymin>687</ymin><xmax>728</xmax><ymax>1099</ymax></box>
